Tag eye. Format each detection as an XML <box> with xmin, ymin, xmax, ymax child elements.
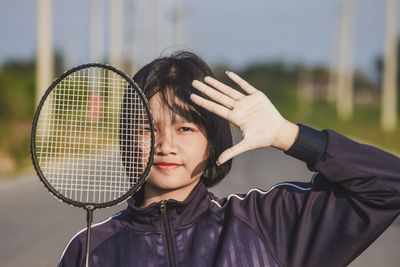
<box><xmin>179</xmin><ymin>126</ymin><xmax>193</xmax><ymax>132</ymax></box>
<box><xmin>141</xmin><ymin>126</ymin><xmax>154</xmax><ymax>134</ymax></box>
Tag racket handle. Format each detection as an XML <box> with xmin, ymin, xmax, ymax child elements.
<box><xmin>85</xmin><ymin>206</ymin><xmax>95</xmax><ymax>267</ymax></box>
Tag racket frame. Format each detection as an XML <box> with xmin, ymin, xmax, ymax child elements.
<box><xmin>31</xmin><ymin>63</ymin><xmax>155</xmax><ymax>210</ymax></box>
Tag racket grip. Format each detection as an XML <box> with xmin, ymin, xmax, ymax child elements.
<box><xmin>85</xmin><ymin>205</ymin><xmax>95</xmax><ymax>267</ymax></box>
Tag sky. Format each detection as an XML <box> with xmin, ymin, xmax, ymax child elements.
<box><xmin>0</xmin><ymin>0</ymin><xmax>392</xmax><ymax>79</ymax></box>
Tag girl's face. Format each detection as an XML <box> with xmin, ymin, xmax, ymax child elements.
<box><xmin>145</xmin><ymin>92</ymin><xmax>208</xmax><ymax>195</ymax></box>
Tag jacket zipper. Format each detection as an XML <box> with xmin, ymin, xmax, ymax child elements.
<box><xmin>160</xmin><ymin>200</ymin><xmax>176</xmax><ymax>267</ymax></box>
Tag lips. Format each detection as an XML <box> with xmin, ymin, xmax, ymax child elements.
<box><xmin>153</xmin><ymin>162</ymin><xmax>182</xmax><ymax>170</ymax></box>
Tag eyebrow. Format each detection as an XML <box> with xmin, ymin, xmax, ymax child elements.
<box><xmin>172</xmin><ymin>116</ymin><xmax>191</xmax><ymax>123</ymax></box>
<box><xmin>163</xmin><ymin>111</ymin><xmax>189</xmax><ymax>123</ymax></box>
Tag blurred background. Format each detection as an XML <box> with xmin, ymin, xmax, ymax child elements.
<box><xmin>0</xmin><ymin>0</ymin><xmax>399</xmax><ymax>266</ymax></box>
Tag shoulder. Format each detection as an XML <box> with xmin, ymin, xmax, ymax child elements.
<box><xmin>58</xmin><ymin>211</ymin><xmax>124</xmax><ymax>266</ymax></box>
<box><xmin>210</xmin><ymin>177</ymin><xmax>316</xmax><ymax>210</ymax></box>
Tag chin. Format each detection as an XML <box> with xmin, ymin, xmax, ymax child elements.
<box><xmin>146</xmin><ymin>176</ymin><xmax>200</xmax><ymax>192</ymax></box>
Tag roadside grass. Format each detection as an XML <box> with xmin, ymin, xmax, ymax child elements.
<box><xmin>0</xmin><ymin>120</ymin><xmax>32</xmax><ymax>179</ymax></box>
<box><xmin>276</xmin><ymin>92</ymin><xmax>400</xmax><ymax>156</ymax></box>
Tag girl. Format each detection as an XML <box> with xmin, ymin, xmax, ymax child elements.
<box><xmin>59</xmin><ymin>51</ymin><xmax>400</xmax><ymax>267</ymax></box>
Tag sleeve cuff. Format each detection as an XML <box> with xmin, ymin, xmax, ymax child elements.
<box><xmin>284</xmin><ymin>123</ymin><xmax>328</xmax><ymax>166</ymax></box>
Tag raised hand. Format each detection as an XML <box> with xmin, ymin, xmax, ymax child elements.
<box><xmin>191</xmin><ymin>71</ymin><xmax>299</xmax><ymax>165</ymax></box>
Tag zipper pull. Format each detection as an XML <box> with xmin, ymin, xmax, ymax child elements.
<box><xmin>160</xmin><ymin>200</ymin><xmax>167</xmax><ymax>214</ymax></box>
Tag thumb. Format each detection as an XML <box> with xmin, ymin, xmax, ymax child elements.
<box><xmin>217</xmin><ymin>140</ymin><xmax>251</xmax><ymax>165</ymax></box>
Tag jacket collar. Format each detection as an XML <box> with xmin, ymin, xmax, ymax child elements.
<box><xmin>123</xmin><ymin>181</ymin><xmax>211</xmax><ymax>231</ymax></box>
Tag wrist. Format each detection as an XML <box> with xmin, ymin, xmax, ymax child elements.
<box><xmin>272</xmin><ymin>120</ymin><xmax>300</xmax><ymax>151</ymax></box>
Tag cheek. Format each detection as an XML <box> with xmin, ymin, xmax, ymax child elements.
<box><xmin>184</xmin><ymin>135</ymin><xmax>209</xmax><ymax>163</ymax></box>
<box><xmin>135</xmin><ymin>136</ymin><xmax>152</xmax><ymax>169</ymax></box>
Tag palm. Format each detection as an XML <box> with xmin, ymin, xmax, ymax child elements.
<box><xmin>228</xmin><ymin>94</ymin><xmax>268</xmax><ymax>147</ymax></box>
<box><xmin>191</xmin><ymin>72</ymin><xmax>287</xmax><ymax>164</ymax></box>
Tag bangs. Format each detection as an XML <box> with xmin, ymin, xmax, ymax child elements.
<box><xmin>147</xmin><ymin>86</ymin><xmax>206</xmax><ymax>126</ymax></box>
<box><xmin>140</xmin><ymin>59</ymin><xmax>208</xmax><ymax>127</ymax></box>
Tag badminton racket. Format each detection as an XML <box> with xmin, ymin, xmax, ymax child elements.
<box><xmin>31</xmin><ymin>63</ymin><xmax>154</xmax><ymax>266</ymax></box>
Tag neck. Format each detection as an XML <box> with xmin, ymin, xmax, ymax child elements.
<box><xmin>140</xmin><ymin>181</ymin><xmax>200</xmax><ymax>208</ymax></box>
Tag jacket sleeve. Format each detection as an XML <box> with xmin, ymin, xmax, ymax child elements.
<box><xmin>249</xmin><ymin>124</ymin><xmax>400</xmax><ymax>267</ymax></box>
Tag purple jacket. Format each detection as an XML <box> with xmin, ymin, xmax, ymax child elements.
<box><xmin>59</xmin><ymin>124</ymin><xmax>400</xmax><ymax>267</ymax></box>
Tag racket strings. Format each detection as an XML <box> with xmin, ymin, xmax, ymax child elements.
<box><xmin>35</xmin><ymin>66</ymin><xmax>151</xmax><ymax>204</ymax></box>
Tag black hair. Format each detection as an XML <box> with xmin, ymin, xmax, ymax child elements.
<box><xmin>132</xmin><ymin>51</ymin><xmax>233</xmax><ymax>187</ymax></box>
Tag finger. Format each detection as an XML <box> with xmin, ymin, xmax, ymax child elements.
<box><xmin>192</xmin><ymin>80</ymin><xmax>236</xmax><ymax>109</ymax></box>
<box><xmin>203</xmin><ymin>76</ymin><xmax>244</xmax><ymax>100</ymax></box>
<box><xmin>217</xmin><ymin>140</ymin><xmax>251</xmax><ymax>165</ymax></box>
<box><xmin>226</xmin><ymin>71</ymin><xmax>258</xmax><ymax>95</ymax></box>
<box><xmin>190</xmin><ymin>94</ymin><xmax>231</xmax><ymax>120</ymax></box>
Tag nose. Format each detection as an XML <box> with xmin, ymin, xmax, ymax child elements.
<box><xmin>155</xmin><ymin>129</ymin><xmax>176</xmax><ymax>155</ymax></box>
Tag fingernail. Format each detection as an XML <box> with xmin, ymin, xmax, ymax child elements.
<box><xmin>225</xmin><ymin>71</ymin><xmax>230</xmax><ymax>75</ymax></box>
<box><xmin>216</xmin><ymin>160</ymin><xmax>221</xmax><ymax>166</ymax></box>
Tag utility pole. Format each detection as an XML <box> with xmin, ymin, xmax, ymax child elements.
<box><xmin>36</xmin><ymin>0</ymin><xmax>54</xmax><ymax>105</ymax></box>
<box><xmin>297</xmin><ymin>67</ymin><xmax>314</xmax><ymax>118</ymax></box>
<box><xmin>336</xmin><ymin>0</ymin><xmax>355</xmax><ymax>121</ymax></box>
<box><xmin>130</xmin><ymin>0</ymin><xmax>139</xmax><ymax>74</ymax></box>
<box><xmin>172</xmin><ymin>0</ymin><xmax>185</xmax><ymax>46</ymax></box>
<box><xmin>110</xmin><ymin>0</ymin><xmax>124</xmax><ymax>69</ymax></box>
<box><xmin>109</xmin><ymin>0</ymin><xmax>124</xmax><ymax>118</ymax></box>
<box><xmin>147</xmin><ymin>0</ymin><xmax>159</xmax><ymax>60</ymax></box>
<box><xmin>90</xmin><ymin>0</ymin><xmax>104</xmax><ymax>63</ymax></box>
<box><xmin>381</xmin><ymin>0</ymin><xmax>398</xmax><ymax>132</ymax></box>
<box><xmin>88</xmin><ymin>0</ymin><xmax>104</xmax><ymax>124</ymax></box>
